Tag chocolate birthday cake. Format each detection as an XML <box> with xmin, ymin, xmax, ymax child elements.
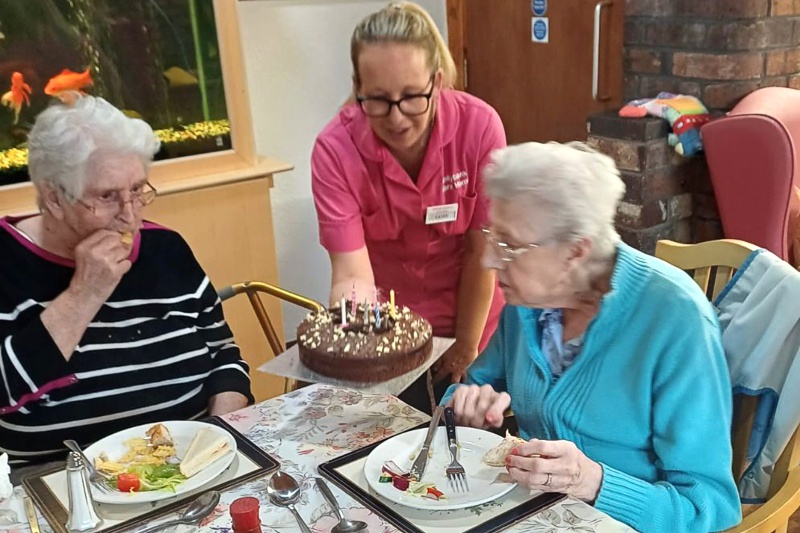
<box><xmin>296</xmin><ymin>301</ymin><xmax>432</xmax><ymax>383</ymax></box>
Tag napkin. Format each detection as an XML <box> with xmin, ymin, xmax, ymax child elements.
<box><xmin>0</xmin><ymin>490</ymin><xmax>25</xmax><ymax>526</ymax></box>
<box><xmin>0</xmin><ymin>453</ymin><xmax>12</xmax><ymax>500</ymax></box>
<box><xmin>0</xmin><ymin>456</ymin><xmax>26</xmax><ymax>525</ymax></box>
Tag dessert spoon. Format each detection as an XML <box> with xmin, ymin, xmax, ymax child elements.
<box><xmin>316</xmin><ymin>477</ymin><xmax>368</xmax><ymax>533</ymax></box>
<box><xmin>267</xmin><ymin>471</ymin><xmax>312</xmax><ymax>533</ymax></box>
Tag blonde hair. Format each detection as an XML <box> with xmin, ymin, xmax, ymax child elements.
<box><xmin>351</xmin><ymin>2</ymin><xmax>456</xmax><ymax>89</ymax></box>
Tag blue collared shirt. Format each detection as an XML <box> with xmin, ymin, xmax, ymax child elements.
<box><xmin>538</xmin><ymin>308</ymin><xmax>585</xmax><ymax>379</ymax></box>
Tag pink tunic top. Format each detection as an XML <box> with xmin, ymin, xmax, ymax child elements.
<box><xmin>311</xmin><ymin>90</ymin><xmax>505</xmax><ymax>351</ymax></box>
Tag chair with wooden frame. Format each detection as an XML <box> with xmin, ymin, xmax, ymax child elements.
<box><xmin>656</xmin><ymin>239</ymin><xmax>800</xmax><ymax>533</ymax></box>
<box><xmin>218</xmin><ymin>281</ymin><xmax>325</xmax><ymax>394</ymax></box>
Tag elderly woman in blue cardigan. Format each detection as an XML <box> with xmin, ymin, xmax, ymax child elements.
<box><xmin>443</xmin><ymin>142</ymin><xmax>741</xmax><ymax>533</ymax></box>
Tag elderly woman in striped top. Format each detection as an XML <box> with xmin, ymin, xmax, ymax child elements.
<box><xmin>0</xmin><ymin>95</ymin><xmax>252</xmax><ymax>471</ymax></box>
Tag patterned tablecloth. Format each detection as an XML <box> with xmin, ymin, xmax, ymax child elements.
<box><xmin>11</xmin><ymin>383</ymin><xmax>636</xmax><ymax>533</ymax></box>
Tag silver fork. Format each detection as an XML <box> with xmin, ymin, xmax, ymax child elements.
<box><xmin>443</xmin><ymin>407</ymin><xmax>469</xmax><ymax>493</ymax></box>
<box><xmin>63</xmin><ymin>439</ymin><xmax>113</xmax><ymax>494</ymax></box>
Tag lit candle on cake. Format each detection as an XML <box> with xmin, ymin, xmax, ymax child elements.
<box><xmin>351</xmin><ymin>284</ymin><xmax>357</xmax><ymax>316</ymax></box>
<box><xmin>340</xmin><ymin>296</ymin><xmax>347</xmax><ymax>326</ymax></box>
<box><xmin>363</xmin><ymin>299</ymin><xmax>369</xmax><ymax>324</ymax></box>
<box><xmin>375</xmin><ymin>303</ymin><xmax>381</xmax><ymax>328</ymax></box>
<box><xmin>389</xmin><ymin>289</ymin><xmax>396</xmax><ymax>319</ymax></box>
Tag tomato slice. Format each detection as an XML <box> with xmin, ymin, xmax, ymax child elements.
<box><xmin>117</xmin><ymin>473</ymin><xmax>141</xmax><ymax>492</ymax></box>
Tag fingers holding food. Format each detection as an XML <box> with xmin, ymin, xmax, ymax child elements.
<box><xmin>120</xmin><ymin>230</ymin><xmax>134</xmax><ymax>248</ymax></box>
<box><xmin>482</xmin><ymin>431</ymin><xmax>527</xmax><ymax>467</ymax></box>
<box><xmin>70</xmin><ymin>229</ymin><xmax>134</xmax><ymax>301</ymax></box>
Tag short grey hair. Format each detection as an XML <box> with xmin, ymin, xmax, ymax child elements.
<box><xmin>484</xmin><ymin>141</ymin><xmax>625</xmax><ymax>262</ymax></box>
<box><xmin>28</xmin><ymin>94</ymin><xmax>161</xmax><ymax>203</ymax></box>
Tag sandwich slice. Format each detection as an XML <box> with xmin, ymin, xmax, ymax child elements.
<box><xmin>482</xmin><ymin>431</ymin><xmax>526</xmax><ymax>467</ymax></box>
<box><xmin>179</xmin><ymin>428</ymin><xmax>231</xmax><ymax>478</ymax></box>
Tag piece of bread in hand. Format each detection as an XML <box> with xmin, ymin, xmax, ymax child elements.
<box><xmin>120</xmin><ymin>231</ymin><xmax>133</xmax><ymax>247</ymax></box>
<box><xmin>146</xmin><ymin>423</ymin><xmax>174</xmax><ymax>447</ymax></box>
<box><xmin>482</xmin><ymin>430</ymin><xmax>526</xmax><ymax>467</ymax></box>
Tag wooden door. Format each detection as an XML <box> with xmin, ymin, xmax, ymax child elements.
<box><xmin>448</xmin><ymin>0</ymin><xmax>623</xmax><ymax>144</ymax></box>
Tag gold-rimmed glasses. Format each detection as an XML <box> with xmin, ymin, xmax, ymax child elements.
<box><xmin>481</xmin><ymin>227</ymin><xmax>548</xmax><ymax>263</ymax></box>
<box><xmin>75</xmin><ymin>181</ymin><xmax>157</xmax><ymax>216</ymax></box>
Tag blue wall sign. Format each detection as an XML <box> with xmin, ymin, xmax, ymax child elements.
<box><xmin>532</xmin><ymin>17</ymin><xmax>549</xmax><ymax>43</ymax></box>
<box><xmin>532</xmin><ymin>0</ymin><xmax>547</xmax><ymax>16</ymax></box>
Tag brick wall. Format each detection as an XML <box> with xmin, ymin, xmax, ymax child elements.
<box><xmin>625</xmin><ymin>0</ymin><xmax>800</xmax><ymax>109</ymax></box>
<box><xmin>588</xmin><ymin>0</ymin><xmax>800</xmax><ymax>253</ymax></box>
<box><xmin>588</xmin><ymin>114</ymin><xmax>696</xmax><ymax>254</ymax></box>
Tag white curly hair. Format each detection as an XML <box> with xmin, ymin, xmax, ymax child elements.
<box><xmin>27</xmin><ymin>93</ymin><xmax>161</xmax><ymax>204</ymax></box>
<box><xmin>483</xmin><ymin>141</ymin><xmax>625</xmax><ymax>264</ymax></box>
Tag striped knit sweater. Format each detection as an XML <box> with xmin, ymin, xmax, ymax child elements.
<box><xmin>443</xmin><ymin>242</ymin><xmax>742</xmax><ymax>533</ymax></box>
<box><xmin>0</xmin><ymin>217</ymin><xmax>254</xmax><ymax>464</ymax></box>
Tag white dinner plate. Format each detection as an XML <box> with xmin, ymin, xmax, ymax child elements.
<box><xmin>364</xmin><ymin>426</ymin><xmax>517</xmax><ymax>510</ymax></box>
<box><xmin>83</xmin><ymin>420</ymin><xmax>236</xmax><ymax>504</ymax></box>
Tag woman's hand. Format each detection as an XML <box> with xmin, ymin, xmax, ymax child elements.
<box><xmin>41</xmin><ymin>230</ymin><xmax>132</xmax><ymax>360</ymax></box>
<box><xmin>69</xmin><ymin>230</ymin><xmax>132</xmax><ymax>303</ymax></box>
<box><xmin>506</xmin><ymin>439</ymin><xmax>604</xmax><ymax>503</ymax></box>
<box><xmin>433</xmin><ymin>341</ymin><xmax>478</xmax><ymax>384</ymax></box>
<box><xmin>448</xmin><ymin>384</ymin><xmax>510</xmax><ymax>428</ymax></box>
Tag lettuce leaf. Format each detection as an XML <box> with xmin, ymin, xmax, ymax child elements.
<box><xmin>120</xmin><ymin>464</ymin><xmax>186</xmax><ymax>492</ymax></box>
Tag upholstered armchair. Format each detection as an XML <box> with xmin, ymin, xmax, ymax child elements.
<box><xmin>701</xmin><ymin>87</ymin><xmax>800</xmax><ymax>263</ymax></box>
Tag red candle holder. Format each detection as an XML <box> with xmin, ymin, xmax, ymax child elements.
<box><xmin>230</xmin><ymin>496</ymin><xmax>261</xmax><ymax>533</ymax></box>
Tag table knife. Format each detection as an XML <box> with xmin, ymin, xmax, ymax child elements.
<box><xmin>408</xmin><ymin>406</ymin><xmax>443</xmax><ymax>481</ymax></box>
<box><xmin>24</xmin><ymin>496</ymin><xmax>40</xmax><ymax>533</ymax></box>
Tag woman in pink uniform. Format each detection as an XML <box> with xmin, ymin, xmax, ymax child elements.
<box><xmin>311</xmin><ymin>1</ymin><xmax>505</xmax><ymax>411</ymax></box>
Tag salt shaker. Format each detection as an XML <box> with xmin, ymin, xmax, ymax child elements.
<box><xmin>65</xmin><ymin>452</ymin><xmax>102</xmax><ymax>532</ymax></box>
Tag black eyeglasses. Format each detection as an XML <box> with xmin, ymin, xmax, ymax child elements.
<box><xmin>356</xmin><ymin>74</ymin><xmax>435</xmax><ymax>117</ymax></box>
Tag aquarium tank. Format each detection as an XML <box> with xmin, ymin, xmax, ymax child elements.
<box><xmin>0</xmin><ymin>0</ymin><xmax>231</xmax><ymax>186</ymax></box>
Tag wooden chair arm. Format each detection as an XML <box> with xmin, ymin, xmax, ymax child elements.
<box><xmin>724</xmin><ymin>467</ymin><xmax>800</xmax><ymax>532</ymax></box>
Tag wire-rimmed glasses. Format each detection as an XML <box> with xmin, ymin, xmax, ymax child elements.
<box><xmin>481</xmin><ymin>226</ymin><xmax>546</xmax><ymax>263</ymax></box>
<box><xmin>75</xmin><ymin>181</ymin><xmax>157</xmax><ymax>216</ymax></box>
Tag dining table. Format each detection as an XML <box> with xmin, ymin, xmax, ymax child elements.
<box><xmin>8</xmin><ymin>382</ymin><xmax>636</xmax><ymax>533</ymax></box>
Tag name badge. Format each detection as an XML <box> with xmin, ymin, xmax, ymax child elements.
<box><xmin>425</xmin><ymin>203</ymin><xmax>459</xmax><ymax>225</ymax></box>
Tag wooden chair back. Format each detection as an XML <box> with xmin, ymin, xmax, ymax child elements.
<box><xmin>656</xmin><ymin>239</ymin><xmax>800</xmax><ymax>533</ymax></box>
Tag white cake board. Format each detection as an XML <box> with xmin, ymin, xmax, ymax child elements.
<box><xmin>258</xmin><ymin>337</ymin><xmax>455</xmax><ymax>396</ymax></box>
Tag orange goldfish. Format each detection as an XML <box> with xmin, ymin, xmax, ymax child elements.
<box><xmin>44</xmin><ymin>68</ymin><xmax>93</xmax><ymax>98</ymax></box>
<box><xmin>1</xmin><ymin>72</ymin><xmax>32</xmax><ymax>125</ymax></box>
